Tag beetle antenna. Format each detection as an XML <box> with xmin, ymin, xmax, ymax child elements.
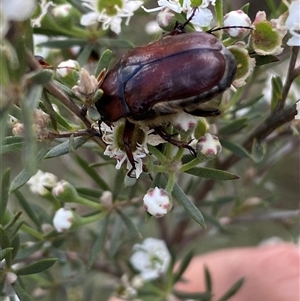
<box><xmin>207</xmin><ymin>25</ymin><xmax>254</xmax><ymax>34</ymax></box>
<box><xmin>171</xmin><ymin>7</ymin><xmax>198</xmax><ymax>34</ymax></box>
<box><xmin>182</xmin><ymin>7</ymin><xmax>198</xmax><ymax>28</ymax></box>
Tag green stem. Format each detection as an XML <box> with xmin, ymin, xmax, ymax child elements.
<box><xmin>21</xmin><ymin>225</ymin><xmax>44</xmax><ymax>240</ymax></box>
<box><xmin>165</xmin><ymin>172</ymin><xmax>176</xmax><ymax>194</ymax></box>
<box><xmin>152</xmin><ymin>165</ymin><xmax>169</xmax><ymax>173</ymax></box>
<box><xmin>148</xmin><ymin>144</ymin><xmax>167</xmax><ymax>163</ymax></box>
<box><xmin>79</xmin><ymin>212</ymin><xmax>106</xmax><ymax>226</ymax></box>
<box><xmin>215</xmin><ymin>0</ymin><xmax>224</xmax><ymax>27</ymax></box>
<box><xmin>77</xmin><ymin>196</ymin><xmax>103</xmax><ymax>210</ymax></box>
<box><xmin>180</xmin><ymin>158</ymin><xmax>201</xmax><ymax>172</ymax></box>
<box><xmin>173</xmin><ymin>147</ymin><xmax>185</xmax><ymax>161</ymax></box>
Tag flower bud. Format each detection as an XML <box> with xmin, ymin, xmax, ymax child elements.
<box><xmin>100</xmin><ymin>191</ymin><xmax>113</xmax><ymax>208</ymax></box>
<box><xmin>12</xmin><ymin>122</ymin><xmax>24</xmax><ymax>137</ymax></box>
<box><xmin>251</xmin><ymin>11</ymin><xmax>286</xmax><ymax>55</ymax></box>
<box><xmin>72</xmin><ymin>68</ymin><xmax>99</xmax><ymax>106</ymax></box>
<box><xmin>52</xmin><ymin>4</ymin><xmax>72</xmax><ymax>18</ymax></box>
<box><xmin>196</xmin><ymin>133</ymin><xmax>222</xmax><ymax>159</ymax></box>
<box><xmin>143</xmin><ymin>187</ymin><xmax>172</xmax><ymax>218</ymax></box>
<box><xmin>228</xmin><ymin>42</ymin><xmax>256</xmax><ymax>87</ymax></box>
<box><xmin>53</xmin><ymin>208</ymin><xmax>74</xmax><ymax>232</ymax></box>
<box><xmin>56</xmin><ymin>59</ymin><xmax>80</xmax><ymax>87</ymax></box>
<box><xmin>171</xmin><ymin>111</ymin><xmax>197</xmax><ymax>135</ymax></box>
<box><xmin>223</xmin><ymin>10</ymin><xmax>252</xmax><ymax>38</ymax></box>
<box><xmin>52</xmin><ymin>180</ymin><xmax>78</xmax><ymax>201</ymax></box>
<box><xmin>156</xmin><ymin>7</ymin><xmax>177</xmax><ymax>32</ymax></box>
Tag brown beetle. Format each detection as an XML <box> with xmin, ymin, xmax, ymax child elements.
<box><xmin>95</xmin><ymin>30</ymin><xmax>237</xmax><ymax>175</ymax></box>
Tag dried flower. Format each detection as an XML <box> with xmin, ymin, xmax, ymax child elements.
<box><xmin>27</xmin><ymin>170</ymin><xmax>58</xmax><ymax>196</ymax></box>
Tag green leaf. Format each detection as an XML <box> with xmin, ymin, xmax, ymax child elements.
<box><xmin>220</xmin><ymin>139</ymin><xmax>252</xmax><ymax>159</ymax></box>
<box><xmin>95</xmin><ymin>49</ymin><xmax>113</xmax><ymax>77</ymax></box>
<box><xmin>116</xmin><ymin>208</ymin><xmax>143</xmax><ymax>239</ymax></box>
<box><xmin>0</xmin><ymin>227</ymin><xmax>11</xmax><ymax>266</ymax></box>
<box><xmin>14</xmin><ymin>191</ymin><xmax>41</xmax><ymax>228</ymax></box>
<box><xmin>185</xmin><ymin>167</ymin><xmax>239</xmax><ymax>181</ymax></box>
<box><xmin>0</xmin><ymin>136</ymin><xmax>24</xmax><ymax>154</ymax></box>
<box><xmin>216</xmin><ymin>277</ymin><xmax>245</xmax><ymax>301</ymax></box>
<box><xmin>172</xmin><ymin>181</ymin><xmax>205</xmax><ymax>228</ymax></box>
<box><xmin>0</xmin><ymin>247</ymin><xmax>13</xmax><ymax>261</ymax></box>
<box><xmin>252</xmin><ymin>138</ymin><xmax>266</xmax><ymax>163</ymax></box>
<box><xmin>16</xmin><ymin>258</ymin><xmax>57</xmax><ymax>275</ymax></box>
<box><xmin>9</xmin><ymin>145</ymin><xmax>50</xmax><ymax>193</ymax></box>
<box><xmin>11</xmin><ymin>234</ymin><xmax>20</xmax><ymax>260</ymax></box>
<box><xmin>75</xmin><ymin>155</ymin><xmax>110</xmax><ymax>191</ymax></box>
<box><xmin>109</xmin><ymin>215</ymin><xmax>123</xmax><ymax>258</ymax></box>
<box><xmin>0</xmin><ymin>227</ymin><xmax>10</xmax><ymax>248</ymax></box>
<box><xmin>173</xmin><ymin>250</ymin><xmax>194</xmax><ymax>284</ymax></box>
<box><xmin>0</xmin><ymin>141</ymin><xmax>24</xmax><ymax>154</ymax></box>
<box><xmin>87</xmin><ymin>214</ymin><xmax>110</xmax><ymax>269</ymax></box>
<box><xmin>37</xmin><ymin>38</ymin><xmax>88</xmax><ymax>48</ymax></box>
<box><xmin>45</xmin><ymin>136</ymin><xmax>89</xmax><ymax>158</ymax></box>
<box><xmin>21</xmin><ymin>84</ymin><xmax>43</xmax><ymax>173</ymax></box>
<box><xmin>26</xmin><ymin>69</ymin><xmax>53</xmax><ymax>85</ymax></box>
<box><xmin>173</xmin><ymin>290</ymin><xmax>212</xmax><ymax>301</ymax></box>
<box><xmin>77</xmin><ymin>43</ymin><xmax>94</xmax><ymax>66</ymax></box>
<box><xmin>219</xmin><ymin>118</ymin><xmax>248</xmax><ymax>135</ymax></box>
<box><xmin>1</xmin><ymin>169</ymin><xmax>10</xmax><ymax>223</ymax></box>
<box><xmin>14</xmin><ymin>281</ymin><xmax>34</xmax><ymax>301</ymax></box>
<box><xmin>271</xmin><ymin>76</ymin><xmax>283</xmax><ymax>111</ymax></box>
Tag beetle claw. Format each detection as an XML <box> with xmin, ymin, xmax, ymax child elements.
<box><xmin>154</xmin><ymin>126</ymin><xmax>196</xmax><ymax>155</ymax></box>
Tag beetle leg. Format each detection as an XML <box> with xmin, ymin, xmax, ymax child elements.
<box><xmin>123</xmin><ymin>120</ymin><xmax>137</xmax><ymax>176</ymax></box>
<box><xmin>153</xmin><ymin>126</ymin><xmax>197</xmax><ymax>157</ymax></box>
<box><xmin>184</xmin><ymin>108</ymin><xmax>220</xmax><ymax>117</ymax></box>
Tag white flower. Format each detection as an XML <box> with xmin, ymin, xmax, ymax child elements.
<box><xmin>57</xmin><ymin>60</ymin><xmax>80</xmax><ymax>78</ymax></box>
<box><xmin>80</xmin><ymin>0</ymin><xmax>143</xmax><ymax>34</ymax></box>
<box><xmin>53</xmin><ymin>208</ymin><xmax>73</xmax><ymax>232</ymax></box>
<box><xmin>31</xmin><ymin>0</ymin><xmax>56</xmax><ymax>28</ymax></box>
<box><xmin>295</xmin><ymin>100</ymin><xmax>300</xmax><ymax>120</ymax></box>
<box><xmin>27</xmin><ymin>170</ymin><xmax>58</xmax><ymax>195</ymax></box>
<box><xmin>285</xmin><ymin>0</ymin><xmax>300</xmax><ymax>46</ymax></box>
<box><xmin>130</xmin><ymin>238</ymin><xmax>171</xmax><ymax>281</ymax></box>
<box><xmin>101</xmin><ymin>122</ymin><xmax>148</xmax><ymax>178</ymax></box>
<box><xmin>0</xmin><ymin>0</ymin><xmax>36</xmax><ymax>38</ymax></box>
<box><xmin>143</xmin><ymin>0</ymin><xmax>214</xmax><ymax>28</ymax></box>
<box><xmin>52</xmin><ymin>4</ymin><xmax>72</xmax><ymax>18</ymax></box>
<box><xmin>223</xmin><ymin>10</ymin><xmax>252</xmax><ymax>38</ymax></box>
<box><xmin>196</xmin><ymin>133</ymin><xmax>222</xmax><ymax>159</ymax></box>
<box><xmin>143</xmin><ymin>187</ymin><xmax>172</xmax><ymax>217</ymax></box>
